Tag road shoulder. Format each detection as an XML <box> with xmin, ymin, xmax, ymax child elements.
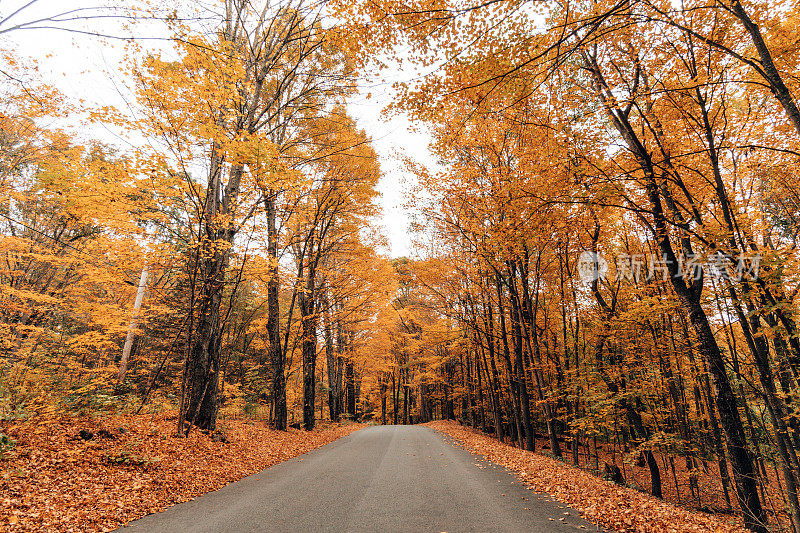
<box><xmin>426</xmin><ymin>421</ymin><xmax>745</xmax><ymax>533</ymax></box>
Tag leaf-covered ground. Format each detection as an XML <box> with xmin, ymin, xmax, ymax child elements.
<box><xmin>425</xmin><ymin>420</ymin><xmax>746</xmax><ymax>533</ymax></box>
<box><xmin>1</xmin><ymin>412</ymin><xmax>363</xmax><ymax>532</ymax></box>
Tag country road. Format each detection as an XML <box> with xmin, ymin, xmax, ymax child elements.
<box><xmin>119</xmin><ymin>425</ymin><xmax>597</xmax><ymax>532</ymax></box>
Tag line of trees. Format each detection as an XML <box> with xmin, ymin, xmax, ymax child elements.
<box><xmin>334</xmin><ymin>0</ymin><xmax>800</xmax><ymax>530</ymax></box>
<box><xmin>0</xmin><ymin>0</ymin><xmax>394</xmax><ymax>437</ymax></box>
<box><xmin>8</xmin><ymin>0</ymin><xmax>800</xmax><ymax>530</ymax></box>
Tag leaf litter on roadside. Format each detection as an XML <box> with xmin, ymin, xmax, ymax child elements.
<box><xmin>1</xmin><ymin>411</ymin><xmax>363</xmax><ymax>532</ymax></box>
<box><xmin>426</xmin><ymin>421</ymin><xmax>746</xmax><ymax>533</ymax></box>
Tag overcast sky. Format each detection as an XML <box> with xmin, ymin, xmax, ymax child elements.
<box><xmin>2</xmin><ymin>0</ymin><xmax>432</xmax><ymax>258</ymax></box>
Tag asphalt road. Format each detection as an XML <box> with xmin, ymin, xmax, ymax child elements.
<box><xmin>119</xmin><ymin>425</ymin><xmax>597</xmax><ymax>532</ymax></box>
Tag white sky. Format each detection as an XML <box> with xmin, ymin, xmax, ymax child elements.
<box><xmin>2</xmin><ymin>0</ymin><xmax>433</xmax><ymax>258</ymax></box>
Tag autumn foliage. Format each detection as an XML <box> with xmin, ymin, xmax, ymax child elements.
<box><xmin>5</xmin><ymin>0</ymin><xmax>800</xmax><ymax>531</ymax></box>
<box><xmin>327</xmin><ymin>0</ymin><xmax>800</xmax><ymax>530</ymax></box>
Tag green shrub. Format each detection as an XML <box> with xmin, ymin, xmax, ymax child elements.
<box><xmin>0</xmin><ymin>431</ymin><xmax>16</xmax><ymax>459</ymax></box>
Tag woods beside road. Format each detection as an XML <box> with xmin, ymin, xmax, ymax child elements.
<box><xmin>5</xmin><ymin>0</ymin><xmax>800</xmax><ymax>532</ymax></box>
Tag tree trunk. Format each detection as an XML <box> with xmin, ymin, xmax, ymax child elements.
<box><xmin>393</xmin><ymin>371</ymin><xmax>399</xmax><ymax>424</ymax></box>
<box><xmin>346</xmin><ymin>359</ymin><xmax>356</xmax><ymax>417</ymax></box>
<box><xmin>381</xmin><ymin>378</ymin><xmax>387</xmax><ymax>425</ymax></box>
<box><xmin>483</xmin><ymin>293</ymin><xmax>505</xmax><ymax>442</ymax></box>
<box><xmin>118</xmin><ymin>262</ymin><xmax>148</xmax><ymax>382</ymax></box>
<box><xmin>179</xmin><ymin>160</ymin><xmax>243</xmax><ymax>433</ymax></box>
<box><xmin>508</xmin><ymin>263</ymin><xmax>535</xmax><ymax>452</ymax></box>
<box><xmin>669</xmin><ymin>240</ymin><xmax>766</xmax><ymax>531</ymax></box>
<box><xmin>266</xmin><ymin>194</ymin><xmax>287</xmax><ymax>431</ymax></box>
<box><xmin>301</xmin><ymin>253</ymin><xmax>318</xmax><ymax>431</ymax></box>
<box><xmin>182</xmin><ymin>237</ymin><xmax>226</xmax><ymax>431</ymax></box>
<box><xmin>324</xmin><ymin>301</ymin><xmax>338</xmax><ymax>421</ymax></box>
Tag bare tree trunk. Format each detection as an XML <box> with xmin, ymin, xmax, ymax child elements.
<box><xmin>496</xmin><ymin>276</ymin><xmax>523</xmax><ymax>447</ymax></box>
<box><xmin>118</xmin><ymin>262</ymin><xmax>148</xmax><ymax>382</ymax></box>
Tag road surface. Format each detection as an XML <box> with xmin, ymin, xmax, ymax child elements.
<box><xmin>119</xmin><ymin>425</ymin><xmax>597</xmax><ymax>532</ymax></box>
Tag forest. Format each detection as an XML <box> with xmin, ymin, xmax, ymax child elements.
<box><xmin>3</xmin><ymin>0</ymin><xmax>800</xmax><ymax>531</ymax></box>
